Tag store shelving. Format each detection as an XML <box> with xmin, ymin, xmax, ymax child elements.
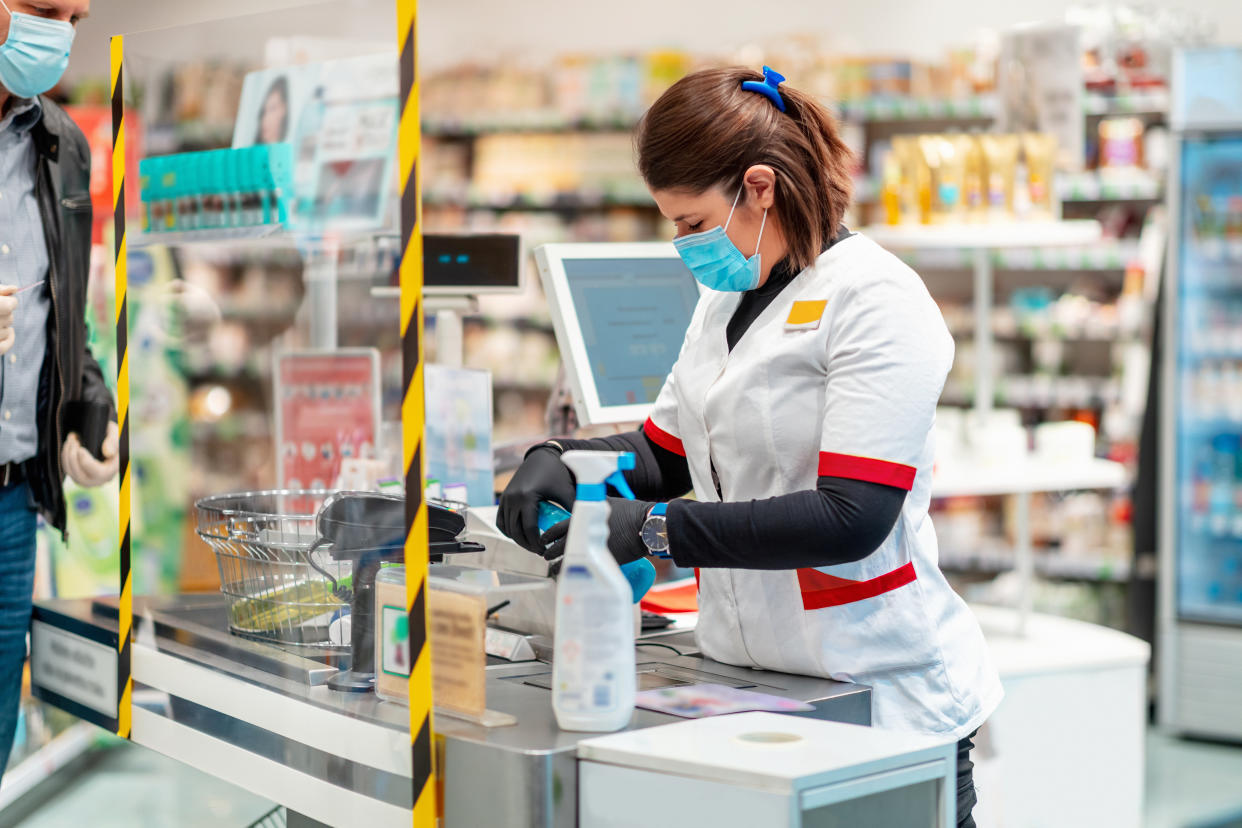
<box><xmin>1082</xmin><ymin>89</ymin><xmax>1171</xmax><ymax>116</ymax></box>
<box><xmin>1057</xmin><ymin>172</ymin><xmax>1164</xmax><ymax>202</ymax></box>
<box><xmin>130</xmin><ymin>224</ymin><xmax>289</xmax><ymax>249</ymax></box>
<box><xmin>421</xmin><ymin>91</ymin><xmax>1171</xmax><ymax>135</ymax></box>
<box><xmin>939</xmin><ymin>549</ymin><xmax>1132</xmax><ymax>583</ymax></box>
<box><xmin>895</xmin><ymin>239</ymin><xmax>1141</xmax><ymax>272</ymax></box>
<box><xmin>932</xmin><ymin>457</ymin><xmax>1127</xmax><ymax>498</ymax></box>
<box><xmin>423</xmin><ymin>115</ymin><xmax>638</xmax><ymax>136</ymax></box>
<box><xmin>423</xmin><ymin>192</ymin><xmax>656</xmax><ymax>212</ymax></box>
<box><xmin>835</xmin><ymin>90</ymin><xmax>1170</xmax><ymax>123</ymax></box>
<box><xmin>865</xmin><ymin>220</ymin><xmax>1103</xmax><ymax>250</ymax></box>
<box><xmin>837</xmin><ymin>96</ymin><xmax>997</xmax><ymax>122</ymax></box>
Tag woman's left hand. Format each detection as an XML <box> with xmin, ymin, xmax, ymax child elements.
<box><xmin>539</xmin><ymin>497</ymin><xmax>653</xmax><ymax>565</ymax></box>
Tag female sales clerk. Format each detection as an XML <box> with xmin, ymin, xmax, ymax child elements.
<box><xmin>497</xmin><ymin>66</ymin><xmax>1002</xmax><ymax>828</ymax></box>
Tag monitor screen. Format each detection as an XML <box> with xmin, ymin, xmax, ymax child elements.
<box><xmin>424</xmin><ymin>233</ymin><xmax>521</xmax><ymax>292</ymax></box>
<box><xmin>560</xmin><ymin>256</ymin><xmax>700</xmax><ymax>408</ymax></box>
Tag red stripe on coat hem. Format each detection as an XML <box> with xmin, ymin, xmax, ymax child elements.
<box><xmin>797</xmin><ymin>561</ymin><xmax>917</xmax><ymax>610</ymax></box>
<box><xmin>818</xmin><ymin>452</ymin><xmax>916</xmax><ymax>490</ymax></box>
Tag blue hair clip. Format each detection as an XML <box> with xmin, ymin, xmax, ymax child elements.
<box><xmin>741</xmin><ymin>66</ymin><xmax>787</xmax><ymax>113</ymax></box>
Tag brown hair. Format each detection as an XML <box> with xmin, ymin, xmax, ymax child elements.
<box><xmin>636</xmin><ymin>67</ymin><xmax>854</xmax><ymax>273</ymax></box>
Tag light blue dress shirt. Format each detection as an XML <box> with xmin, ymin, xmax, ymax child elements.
<box><xmin>0</xmin><ymin>96</ymin><xmax>51</xmax><ymax>465</ymax></box>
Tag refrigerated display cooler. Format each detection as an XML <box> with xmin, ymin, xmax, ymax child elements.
<box><xmin>1159</xmin><ymin>46</ymin><xmax>1242</xmax><ymax>741</ymax></box>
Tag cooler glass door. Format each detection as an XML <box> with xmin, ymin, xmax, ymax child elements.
<box><xmin>1175</xmin><ymin>134</ymin><xmax>1242</xmax><ymax>625</ymax></box>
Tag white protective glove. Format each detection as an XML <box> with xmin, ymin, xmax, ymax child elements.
<box><xmin>62</xmin><ymin>420</ymin><xmax>120</xmax><ymax>488</ymax></box>
<box><xmin>0</xmin><ymin>286</ymin><xmax>17</xmax><ymax>356</ymax></box>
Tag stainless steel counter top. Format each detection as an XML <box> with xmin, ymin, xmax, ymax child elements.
<box><xmin>32</xmin><ymin>594</ymin><xmax>871</xmax><ymax>827</ymax></box>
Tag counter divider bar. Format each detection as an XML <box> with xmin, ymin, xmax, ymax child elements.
<box><xmin>397</xmin><ymin>0</ymin><xmax>436</xmax><ymax>824</ymax></box>
<box><xmin>109</xmin><ymin>33</ymin><xmax>133</xmax><ymax>742</ymax></box>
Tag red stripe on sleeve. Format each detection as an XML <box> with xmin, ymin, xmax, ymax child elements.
<box><xmin>644</xmin><ymin>418</ymin><xmax>686</xmax><ymax>457</ymax></box>
<box><xmin>818</xmin><ymin>452</ymin><xmax>916</xmax><ymax>491</ymax></box>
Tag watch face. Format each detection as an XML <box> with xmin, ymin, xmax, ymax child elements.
<box><xmin>641</xmin><ymin>516</ymin><xmax>670</xmax><ymax>553</ymax></box>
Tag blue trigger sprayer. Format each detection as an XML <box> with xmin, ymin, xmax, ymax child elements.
<box><xmin>537</xmin><ymin>481</ymin><xmax>657</xmax><ymax>604</ymax></box>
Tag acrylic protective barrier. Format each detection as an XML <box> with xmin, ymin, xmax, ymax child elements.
<box><xmin>77</xmin><ymin>4</ymin><xmax>422</xmax><ymax>824</ymax></box>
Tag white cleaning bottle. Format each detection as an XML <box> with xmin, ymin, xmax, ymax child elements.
<box><xmin>552</xmin><ymin>450</ymin><xmax>638</xmax><ymax>732</ymax></box>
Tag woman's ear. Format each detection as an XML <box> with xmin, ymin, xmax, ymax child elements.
<box><xmin>743</xmin><ymin>165</ymin><xmax>777</xmax><ymax>210</ymax></box>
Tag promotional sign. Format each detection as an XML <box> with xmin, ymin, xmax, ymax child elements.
<box><xmin>275</xmin><ymin>349</ymin><xmax>382</xmax><ymax>492</ymax></box>
<box><xmin>234</xmin><ymin>54</ymin><xmax>398</xmax><ymax>232</ymax></box>
<box><xmin>998</xmin><ymin>25</ymin><xmax>1085</xmax><ymax>171</ymax></box>
<box><xmin>424</xmin><ymin>365</ymin><xmax>494</xmax><ymax>507</ymax></box>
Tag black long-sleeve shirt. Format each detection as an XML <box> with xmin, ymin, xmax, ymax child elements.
<box><xmin>556</xmin><ymin>228</ymin><xmax>907</xmax><ymax>571</ymax></box>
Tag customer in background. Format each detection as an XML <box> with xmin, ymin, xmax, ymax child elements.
<box><xmin>0</xmin><ymin>0</ymin><xmax>117</xmax><ymax>776</ymax></box>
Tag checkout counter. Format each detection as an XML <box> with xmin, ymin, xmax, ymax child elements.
<box><xmin>30</xmin><ymin>527</ymin><xmax>872</xmax><ymax>827</ymax></box>
<box><xmin>28</xmin><ymin>238</ymin><xmax>964</xmax><ymax>826</ymax></box>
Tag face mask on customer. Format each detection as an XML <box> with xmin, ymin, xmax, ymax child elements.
<box><xmin>0</xmin><ymin>0</ymin><xmax>75</xmax><ymax>99</ymax></box>
<box><xmin>672</xmin><ymin>183</ymin><xmax>767</xmax><ymax>293</ymax></box>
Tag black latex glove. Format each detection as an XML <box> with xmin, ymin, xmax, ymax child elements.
<box><xmin>539</xmin><ymin>497</ymin><xmax>653</xmax><ymax>566</ymax></box>
<box><xmin>496</xmin><ymin>445</ymin><xmax>577</xmax><ymax>553</ymax></box>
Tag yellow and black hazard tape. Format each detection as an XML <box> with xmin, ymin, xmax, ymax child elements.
<box><xmin>109</xmin><ymin>35</ymin><xmax>133</xmax><ymax>741</ymax></box>
<box><xmin>396</xmin><ymin>1</ymin><xmax>436</xmax><ymax>824</ymax></box>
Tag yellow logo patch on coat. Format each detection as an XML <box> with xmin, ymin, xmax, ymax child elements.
<box><xmin>785</xmin><ymin>299</ymin><xmax>828</xmax><ymax>330</ymax></box>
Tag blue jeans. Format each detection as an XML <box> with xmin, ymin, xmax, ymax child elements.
<box><xmin>0</xmin><ymin>481</ymin><xmax>36</xmax><ymax>776</ymax></box>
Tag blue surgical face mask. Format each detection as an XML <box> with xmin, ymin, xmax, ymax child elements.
<box><xmin>672</xmin><ymin>184</ymin><xmax>767</xmax><ymax>293</ymax></box>
<box><xmin>0</xmin><ymin>0</ymin><xmax>75</xmax><ymax>99</ymax></box>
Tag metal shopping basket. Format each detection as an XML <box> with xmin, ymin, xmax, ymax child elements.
<box><xmin>195</xmin><ymin>490</ymin><xmax>352</xmax><ymax>650</ymax></box>
<box><xmin>196</xmin><ymin>490</ymin><xmax>480</xmax><ymax>651</ymax></box>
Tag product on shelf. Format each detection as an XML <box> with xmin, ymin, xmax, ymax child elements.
<box><xmin>1020</xmin><ymin>133</ymin><xmax>1059</xmax><ymax>221</ymax></box>
<box><xmin>1097</xmin><ymin>117</ymin><xmax>1145</xmax><ymax>173</ymax></box>
<box><xmin>882</xmin><ymin>131</ymin><xmax>1060</xmax><ymax>225</ymax></box>
<box><xmin>978</xmin><ymin>133</ymin><xmax>1020</xmax><ymax>220</ymax></box>
<box><xmin>139</xmin><ymin>144</ymin><xmax>293</xmax><ymax>233</ymax></box>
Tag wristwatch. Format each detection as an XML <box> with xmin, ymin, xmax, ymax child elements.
<box><xmin>640</xmin><ymin>502</ymin><xmax>670</xmax><ymax>558</ymax></box>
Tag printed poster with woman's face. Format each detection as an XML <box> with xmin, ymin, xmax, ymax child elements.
<box><xmin>233</xmin><ymin>66</ymin><xmax>312</xmax><ymax>149</ymax></box>
<box><xmin>233</xmin><ymin>56</ymin><xmax>399</xmax><ymax>233</ymax></box>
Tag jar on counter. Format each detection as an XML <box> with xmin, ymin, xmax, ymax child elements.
<box><xmin>374</xmin><ymin>565</ymin><xmax>409</xmax><ymax>705</ymax></box>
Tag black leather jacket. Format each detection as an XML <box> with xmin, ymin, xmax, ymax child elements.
<box><xmin>26</xmin><ymin>97</ymin><xmax>115</xmax><ymax>536</ymax></box>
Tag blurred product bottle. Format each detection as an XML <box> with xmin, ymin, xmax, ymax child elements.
<box><xmin>1210</xmin><ymin>434</ymin><xmax>1238</xmax><ymax>537</ymax></box>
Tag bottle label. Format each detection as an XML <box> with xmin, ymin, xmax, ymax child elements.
<box><xmin>554</xmin><ymin>567</ymin><xmax>628</xmax><ymax>715</ymax></box>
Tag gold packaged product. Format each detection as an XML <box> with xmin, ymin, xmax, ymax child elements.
<box><xmin>1021</xmin><ymin>132</ymin><xmax>1059</xmax><ymax>221</ymax></box>
<box><xmin>956</xmin><ymin>135</ymin><xmax>986</xmax><ymax>222</ymax></box>
<box><xmin>930</xmin><ymin>135</ymin><xmax>967</xmax><ymax>224</ymax></box>
<box><xmin>978</xmin><ymin>133</ymin><xmax>1021</xmax><ymax>220</ymax></box>
<box><xmin>881</xmin><ymin>148</ymin><xmax>903</xmax><ymax>226</ymax></box>
<box><xmin>915</xmin><ymin>135</ymin><xmax>942</xmax><ymax>225</ymax></box>
<box><xmin>890</xmin><ymin>136</ymin><xmax>922</xmax><ymax>225</ymax></box>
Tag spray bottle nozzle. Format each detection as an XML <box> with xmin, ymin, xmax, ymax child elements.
<box><xmin>562</xmin><ymin>451</ymin><xmax>636</xmax><ymax>502</ymax></box>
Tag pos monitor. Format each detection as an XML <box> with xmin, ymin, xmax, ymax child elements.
<box><xmin>535</xmin><ymin>243</ymin><xmax>703</xmax><ymax>426</ymax></box>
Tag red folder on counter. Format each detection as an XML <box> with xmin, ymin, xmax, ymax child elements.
<box><xmin>640</xmin><ymin>578</ymin><xmax>698</xmax><ymax>614</ymax></box>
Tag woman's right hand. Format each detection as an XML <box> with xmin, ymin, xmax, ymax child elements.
<box><xmin>496</xmin><ymin>445</ymin><xmax>577</xmax><ymax>553</ymax></box>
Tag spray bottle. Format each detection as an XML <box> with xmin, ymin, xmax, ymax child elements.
<box><xmin>552</xmin><ymin>450</ymin><xmax>639</xmax><ymax>732</ymax></box>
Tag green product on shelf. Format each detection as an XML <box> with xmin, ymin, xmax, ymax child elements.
<box><xmin>160</xmin><ymin>158</ymin><xmax>178</xmax><ymax>231</ymax></box>
<box><xmin>225</xmin><ymin>149</ymin><xmax>239</xmax><ymax>228</ymax></box>
<box><xmin>137</xmin><ymin>156</ymin><xmax>156</xmax><ymax>233</ymax></box>
<box><xmin>247</xmin><ymin>146</ymin><xmax>269</xmax><ymax>226</ymax></box>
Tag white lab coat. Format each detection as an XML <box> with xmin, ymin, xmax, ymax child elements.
<box><xmin>645</xmin><ymin>234</ymin><xmax>1003</xmax><ymax>739</ymax></box>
